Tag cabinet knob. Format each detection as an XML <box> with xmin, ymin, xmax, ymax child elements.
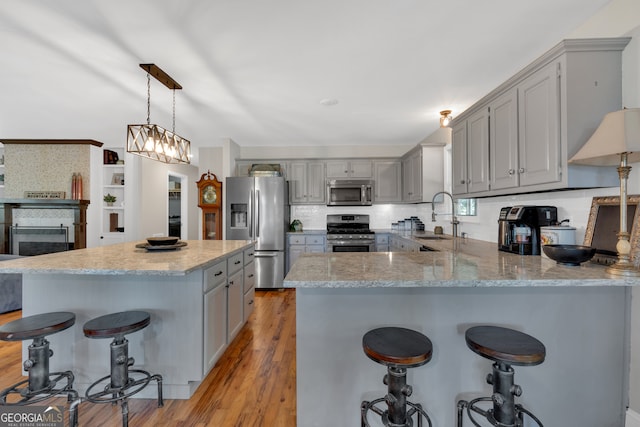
<box><xmin>518</xmin><ymin>167</ymin><xmax>525</xmax><ymax>173</ymax></box>
<box><xmin>460</xmin><ymin>180</ymin><xmax>466</xmax><ymax>184</ymax></box>
<box><xmin>508</xmin><ymin>169</ymin><xmax>515</xmax><ymax>175</ymax></box>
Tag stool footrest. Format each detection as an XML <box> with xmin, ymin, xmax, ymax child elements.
<box><xmin>85</xmin><ymin>369</ymin><xmax>163</xmax><ymax>405</ymax></box>
<box><xmin>0</xmin><ymin>371</ymin><xmax>78</xmax><ymax>406</ymax></box>
<box><xmin>362</xmin><ymin>398</ymin><xmax>432</xmax><ymax>427</ymax></box>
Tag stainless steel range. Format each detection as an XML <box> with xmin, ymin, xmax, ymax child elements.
<box><xmin>326</xmin><ymin>214</ymin><xmax>375</xmax><ymax>252</ymax></box>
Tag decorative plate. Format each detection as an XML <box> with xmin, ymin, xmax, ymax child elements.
<box><xmin>136</xmin><ymin>241</ymin><xmax>188</xmax><ymax>251</ymax></box>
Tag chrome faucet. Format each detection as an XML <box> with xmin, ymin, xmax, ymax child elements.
<box><xmin>431</xmin><ymin>191</ymin><xmax>460</xmax><ymax>239</ymax></box>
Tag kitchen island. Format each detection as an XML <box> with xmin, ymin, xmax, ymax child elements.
<box><xmin>0</xmin><ymin>240</ymin><xmax>255</xmax><ymax>399</ymax></box>
<box><xmin>284</xmin><ymin>235</ymin><xmax>640</xmax><ymax>427</ymax></box>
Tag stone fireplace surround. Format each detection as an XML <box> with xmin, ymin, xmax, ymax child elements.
<box><xmin>0</xmin><ymin>139</ymin><xmax>101</xmax><ymax>254</ymax></box>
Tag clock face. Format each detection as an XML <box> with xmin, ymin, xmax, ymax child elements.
<box><xmin>203</xmin><ymin>185</ymin><xmax>217</xmax><ymax>204</ymax></box>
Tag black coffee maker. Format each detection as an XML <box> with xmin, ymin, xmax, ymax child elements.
<box><xmin>498</xmin><ymin>206</ymin><xmax>557</xmax><ymax>255</ymax></box>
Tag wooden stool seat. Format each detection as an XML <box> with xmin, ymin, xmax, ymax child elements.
<box><xmin>83</xmin><ymin>311</ymin><xmax>150</xmax><ymax>339</ymax></box>
<box><xmin>363</xmin><ymin>327</ymin><xmax>432</xmax><ymax>368</ymax></box>
<box><xmin>0</xmin><ymin>312</ymin><xmax>75</xmax><ymax>342</ymax></box>
<box><xmin>465</xmin><ymin>325</ymin><xmax>545</xmax><ymax>366</ymax></box>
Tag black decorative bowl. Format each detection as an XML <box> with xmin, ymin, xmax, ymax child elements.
<box><xmin>147</xmin><ymin>236</ymin><xmax>180</xmax><ymax>246</ymax></box>
<box><xmin>542</xmin><ymin>244</ymin><xmax>596</xmax><ymax>266</ymax></box>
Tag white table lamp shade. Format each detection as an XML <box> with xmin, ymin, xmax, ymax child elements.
<box><xmin>569</xmin><ymin>108</ymin><xmax>640</xmax><ymax>166</ymax></box>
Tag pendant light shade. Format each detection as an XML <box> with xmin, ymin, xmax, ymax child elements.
<box><xmin>126</xmin><ymin>64</ymin><xmax>191</xmax><ymax>164</ymax></box>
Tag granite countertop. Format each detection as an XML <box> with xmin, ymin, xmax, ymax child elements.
<box><xmin>284</xmin><ymin>234</ymin><xmax>640</xmax><ymax>288</ymax></box>
<box><xmin>0</xmin><ymin>240</ymin><xmax>254</xmax><ymax>276</ymax></box>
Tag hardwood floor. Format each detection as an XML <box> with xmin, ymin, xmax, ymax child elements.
<box><xmin>0</xmin><ymin>289</ymin><xmax>297</xmax><ymax>426</ymax></box>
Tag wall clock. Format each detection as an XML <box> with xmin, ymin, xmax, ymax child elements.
<box><xmin>196</xmin><ymin>171</ymin><xmax>222</xmax><ymax>240</ymax></box>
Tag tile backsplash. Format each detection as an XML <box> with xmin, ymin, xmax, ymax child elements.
<box><xmin>291</xmin><ymin>185</ymin><xmax>624</xmax><ymax>245</ymax></box>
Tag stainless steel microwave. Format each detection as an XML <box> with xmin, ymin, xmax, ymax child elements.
<box><xmin>326</xmin><ymin>179</ymin><xmax>373</xmax><ymax>206</ymax></box>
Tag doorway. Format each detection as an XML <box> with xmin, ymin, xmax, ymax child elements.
<box><xmin>168</xmin><ymin>172</ymin><xmax>187</xmax><ymax>239</ymax></box>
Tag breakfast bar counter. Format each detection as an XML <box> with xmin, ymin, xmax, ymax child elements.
<box><xmin>0</xmin><ymin>240</ymin><xmax>255</xmax><ymax>399</ymax></box>
<box><xmin>284</xmin><ymin>236</ymin><xmax>640</xmax><ymax>427</ymax></box>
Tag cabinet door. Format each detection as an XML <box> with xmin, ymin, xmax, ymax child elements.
<box><xmin>227</xmin><ymin>269</ymin><xmax>244</xmax><ymax>342</ymax></box>
<box><xmin>288</xmin><ymin>162</ymin><xmax>308</xmax><ymax>203</ymax></box>
<box><xmin>350</xmin><ymin>160</ymin><xmax>372</xmax><ymax>178</ymax></box>
<box><xmin>467</xmin><ymin>108</ymin><xmax>490</xmax><ymax>193</ymax></box>
<box><xmin>518</xmin><ymin>61</ymin><xmax>560</xmax><ymax>187</ymax></box>
<box><xmin>373</xmin><ymin>160</ymin><xmax>402</xmax><ymax>203</ymax></box>
<box><xmin>204</xmin><ymin>283</ymin><xmax>227</xmax><ymax>373</ymax></box>
<box><xmin>402</xmin><ymin>149</ymin><xmax>421</xmax><ymax>202</ymax></box>
<box><xmin>287</xmin><ymin>245</ymin><xmax>305</xmax><ymax>272</ymax></box>
<box><xmin>451</xmin><ymin>122</ymin><xmax>468</xmax><ymax>195</ymax></box>
<box><xmin>306</xmin><ymin>162</ymin><xmax>325</xmax><ymax>203</ymax></box>
<box><xmin>325</xmin><ymin>161</ymin><xmax>349</xmax><ymax>178</ymax></box>
<box><xmin>490</xmin><ymin>89</ymin><xmax>519</xmax><ymax>191</ymax></box>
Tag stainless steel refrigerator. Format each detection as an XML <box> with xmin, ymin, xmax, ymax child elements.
<box><xmin>225</xmin><ymin>176</ymin><xmax>289</xmax><ymax>288</ymax></box>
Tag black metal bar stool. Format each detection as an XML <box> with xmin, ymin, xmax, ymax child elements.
<box><xmin>0</xmin><ymin>311</ymin><xmax>79</xmax><ymax>426</ymax></box>
<box><xmin>83</xmin><ymin>310</ymin><xmax>163</xmax><ymax>427</ymax></box>
<box><xmin>361</xmin><ymin>327</ymin><xmax>433</xmax><ymax>427</ymax></box>
<box><xmin>457</xmin><ymin>326</ymin><xmax>545</xmax><ymax>427</ymax></box>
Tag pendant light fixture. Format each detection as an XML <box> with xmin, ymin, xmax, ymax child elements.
<box><xmin>127</xmin><ymin>64</ymin><xmax>191</xmax><ymax>164</ymax></box>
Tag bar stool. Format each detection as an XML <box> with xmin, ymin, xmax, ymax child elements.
<box><xmin>457</xmin><ymin>326</ymin><xmax>545</xmax><ymax>427</ymax></box>
<box><xmin>0</xmin><ymin>311</ymin><xmax>79</xmax><ymax>426</ymax></box>
<box><xmin>83</xmin><ymin>310</ymin><xmax>163</xmax><ymax>427</ymax></box>
<box><xmin>361</xmin><ymin>327</ymin><xmax>433</xmax><ymax>427</ymax></box>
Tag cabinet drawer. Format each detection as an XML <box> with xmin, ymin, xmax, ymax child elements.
<box><xmin>244</xmin><ymin>262</ymin><xmax>255</xmax><ymax>293</ymax></box>
<box><xmin>306</xmin><ymin>245</ymin><xmax>325</xmax><ymax>253</ymax></box>
<box><xmin>243</xmin><ymin>247</ymin><xmax>255</xmax><ymax>265</ymax></box>
<box><xmin>289</xmin><ymin>234</ymin><xmax>305</xmax><ymax>245</ymax></box>
<box><xmin>227</xmin><ymin>252</ymin><xmax>244</xmax><ymax>274</ymax></box>
<box><xmin>204</xmin><ymin>260</ymin><xmax>227</xmax><ymax>292</ymax></box>
<box><xmin>375</xmin><ymin>234</ymin><xmax>389</xmax><ymax>244</ymax></box>
<box><xmin>305</xmin><ymin>235</ymin><xmax>325</xmax><ymax>245</ymax></box>
<box><xmin>243</xmin><ymin>288</ymin><xmax>255</xmax><ymax>321</ymax></box>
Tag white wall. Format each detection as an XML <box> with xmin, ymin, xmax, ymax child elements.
<box><xmin>137</xmin><ymin>157</ymin><xmax>200</xmax><ymax>240</ymax></box>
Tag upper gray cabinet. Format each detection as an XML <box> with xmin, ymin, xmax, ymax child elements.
<box><xmin>373</xmin><ymin>160</ymin><xmax>402</xmax><ymax>203</ymax></box>
<box><xmin>289</xmin><ymin>161</ymin><xmax>325</xmax><ymax>204</ymax></box>
<box><xmin>326</xmin><ymin>160</ymin><xmax>372</xmax><ymax>178</ymax></box>
<box><xmin>401</xmin><ymin>139</ymin><xmax>446</xmax><ymax>203</ymax></box>
<box><xmin>452</xmin><ymin>37</ymin><xmax>630</xmax><ymax>198</ymax></box>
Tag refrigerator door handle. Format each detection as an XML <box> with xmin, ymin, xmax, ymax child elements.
<box><xmin>254</xmin><ymin>252</ymin><xmax>278</xmax><ymax>258</ymax></box>
<box><xmin>255</xmin><ymin>190</ymin><xmax>260</xmax><ymax>238</ymax></box>
<box><xmin>248</xmin><ymin>190</ymin><xmax>254</xmax><ymax>239</ymax></box>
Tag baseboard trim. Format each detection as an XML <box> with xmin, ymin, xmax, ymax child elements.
<box><xmin>626</xmin><ymin>408</ymin><xmax>640</xmax><ymax>427</ymax></box>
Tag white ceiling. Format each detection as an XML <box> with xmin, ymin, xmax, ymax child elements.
<box><xmin>0</xmin><ymin>0</ymin><xmax>613</xmax><ymax>165</ymax></box>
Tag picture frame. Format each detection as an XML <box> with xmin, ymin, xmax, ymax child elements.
<box><xmin>583</xmin><ymin>195</ymin><xmax>640</xmax><ymax>266</ymax></box>
<box><xmin>111</xmin><ymin>173</ymin><xmax>124</xmax><ymax>185</ymax></box>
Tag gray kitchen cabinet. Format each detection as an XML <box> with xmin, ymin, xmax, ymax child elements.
<box><xmin>289</xmin><ymin>161</ymin><xmax>325</xmax><ymax>204</ymax></box>
<box><xmin>375</xmin><ymin>233</ymin><xmax>390</xmax><ymax>252</ymax></box>
<box><xmin>373</xmin><ymin>160</ymin><xmax>402</xmax><ymax>203</ymax></box>
<box><xmin>452</xmin><ymin>37</ymin><xmax>629</xmax><ymax>198</ymax></box>
<box><xmin>243</xmin><ymin>247</ymin><xmax>255</xmax><ymax>321</ymax></box>
<box><xmin>401</xmin><ymin>142</ymin><xmax>445</xmax><ymax>203</ymax></box>
<box><xmin>287</xmin><ymin>233</ymin><xmax>326</xmax><ymax>272</ymax></box>
<box><xmin>451</xmin><ymin>123</ymin><xmax>468</xmax><ymax>195</ymax></box>
<box><xmin>326</xmin><ymin>160</ymin><xmax>372</xmax><ymax>178</ymax></box>
<box><xmin>452</xmin><ymin>107</ymin><xmax>490</xmax><ymax>195</ymax></box>
<box><xmin>390</xmin><ymin>235</ymin><xmax>422</xmax><ymax>252</ymax></box>
<box><xmin>203</xmin><ymin>260</ymin><xmax>228</xmax><ymax>374</ymax></box>
<box><xmin>227</xmin><ymin>253</ymin><xmax>244</xmax><ymax>342</ymax></box>
<box><xmin>489</xmin><ymin>88</ymin><xmax>519</xmax><ymax>191</ymax></box>
<box><xmin>516</xmin><ymin>61</ymin><xmax>560</xmax><ymax>187</ymax></box>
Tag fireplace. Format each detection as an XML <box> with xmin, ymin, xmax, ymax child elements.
<box><xmin>10</xmin><ymin>225</ymin><xmax>71</xmax><ymax>256</ymax></box>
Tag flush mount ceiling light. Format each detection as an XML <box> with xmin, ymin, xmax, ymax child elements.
<box><xmin>127</xmin><ymin>64</ymin><xmax>191</xmax><ymax>164</ymax></box>
<box><xmin>440</xmin><ymin>110</ymin><xmax>453</xmax><ymax>127</ymax></box>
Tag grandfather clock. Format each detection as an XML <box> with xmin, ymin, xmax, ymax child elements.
<box><xmin>196</xmin><ymin>171</ymin><xmax>222</xmax><ymax>240</ymax></box>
